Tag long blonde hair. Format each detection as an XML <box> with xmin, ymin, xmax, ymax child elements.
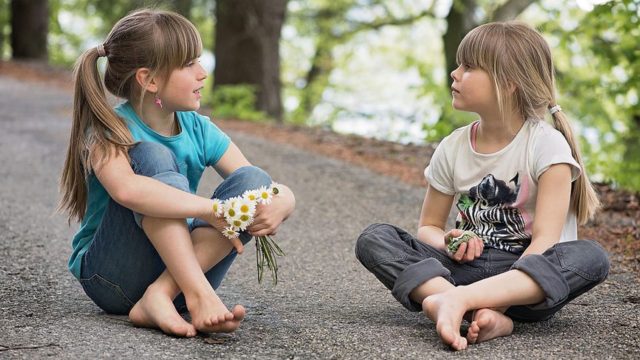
<box><xmin>59</xmin><ymin>9</ymin><xmax>202</xmax><ymax>222</ymax></box>
<box><xmin>456</xmin><ymin>21</ymin><xmax>600</xmax><ymax>224</ymax></box>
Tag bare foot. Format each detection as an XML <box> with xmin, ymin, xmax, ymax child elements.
<box><xmin>129</xmin><ymin>286</ymin><xmax>197</xmax><ymax>337</ymax></box>
<box><xmin>466</xmin><ymin>308</ymin><xmax>513</xmax><ymax>344</ymax></box>
<box><xmin>422</xmin><ymin>293</ymin><xmax>469</xmax><ymax>351</ymax></box>
<box><xmin>187</xmin><ymin>293</ymin><xmax>246</xmax><ymax>333</ymax></box>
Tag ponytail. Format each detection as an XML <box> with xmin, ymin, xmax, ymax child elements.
<box><xmin>58</xmin><ymin>46</ymin><xmax>133</xmax><ymax>222</ymax></box>
<box><xmin>59</xmin><ymin>9</ymin><xmax>203</xmax><ymax>222</ymax></box>
<box><xmin>549</xmin><ymin>105</ymin><xmax>600</xmax><ymax>224</ymax></box>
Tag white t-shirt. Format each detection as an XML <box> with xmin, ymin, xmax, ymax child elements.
<box><xmin>425</xmin><ymin>119</ymin><xmax>581</xmax><ymax>254</ymax></box>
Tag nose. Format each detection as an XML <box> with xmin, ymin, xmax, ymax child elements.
<box><xmin>197</xmin><ymin>62</ymin><xmax>207</xmax><ymax>81</ymax></box>
<box><xmin>450</xmin><ymin>65</ymin><xmax>462</xmax><ymax>82</ymax></box>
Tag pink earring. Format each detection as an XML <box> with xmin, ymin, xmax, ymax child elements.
<box><xmin>154</xmin><ymin>94</ymin><xmax>163</xmax><ymax>109</ymax></box>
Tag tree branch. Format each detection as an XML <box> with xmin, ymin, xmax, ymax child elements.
<box><xmin>491</xmin><ymin>0</ymin><xmax>537</xmax><ymax>22</ymax></box>
<box><xmin>343</xmin><ymin>9</ymin><xmax>435</xmax><ymax>39</ymax></box>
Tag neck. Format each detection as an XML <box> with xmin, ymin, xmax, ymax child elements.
<box><xmin>474</xmin><ymin>108</ymin><xmax>525</xmax><ymax>153</ymax></box>
<box><xmin>131</xmin><ymin>96</ymin><xmax>177</xmax><ymax>136</ymax></box>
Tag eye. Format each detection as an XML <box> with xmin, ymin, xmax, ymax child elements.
<box><xmin>184</xmin><ymin>58</ymin><xmax>199</xmax><ymax>67</ymax></box>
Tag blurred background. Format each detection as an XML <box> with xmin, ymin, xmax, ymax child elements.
<box><xmin>1</xmin><ymin>0</ymin><xmax>638</xmax><ymax>191</ymax></box>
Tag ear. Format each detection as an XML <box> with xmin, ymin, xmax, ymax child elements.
<box><xmin>507</xmin><ymin>81</ymin><xmax>517</xmax><ymax>95</ymax></box>
<box><xmin>134</xmin><ymin>68</ymin><xmax>160</xmax><ymax>93</ymax></box>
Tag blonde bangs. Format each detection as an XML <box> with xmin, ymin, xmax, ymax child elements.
<box><xmin>151</xmin><ymin>11</ymin><xmax>203</xmax><ymax>78</ymax></box>
<box><xmin>456</xmin><ymin>24</ymin><xmax>504</xmax><ymax>73</ymax></box>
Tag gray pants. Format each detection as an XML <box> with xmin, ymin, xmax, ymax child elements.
<box><xmin>355</xmin><ymin>223</ymin><xmax>610</xmax><ymax>322</ymax></box>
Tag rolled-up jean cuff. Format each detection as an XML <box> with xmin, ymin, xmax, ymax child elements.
<box><xmin>392</xmin><ymin>258</ymin><xmax>451</xmax><ymax>312</ymax></box>
<box><xmin>511</xmin><ymin>254</ymin><xmax>570</xmax><ymax>310</ymax></box>
<box><xmin>133</xmin><ymin>171</ymin><xmax>191</xmax><ymax>228</ymax></box>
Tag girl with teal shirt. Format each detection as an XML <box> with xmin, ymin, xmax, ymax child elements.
<box><xmin>59</xmin><ymin>9</ymin><xmax>295</xmax><ymax>337</ymax></box>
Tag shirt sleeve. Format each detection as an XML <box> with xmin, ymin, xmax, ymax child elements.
<box><xmin>531</xmin><ymin>126</ymin><xmax>581</xmax><ymax>182</ymax></box>
<box><xmin>424</xmin><ymin>136</ymin><xmax>456</xmax><ymax>195</ymax></box>
<box><xmin>198</xmin><ymin>114</ymin><xmax>231</xmax><ymax>166</ymax></box>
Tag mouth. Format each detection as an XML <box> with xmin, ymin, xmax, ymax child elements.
<box><xmin>451</xmin><ymin>87</ymin><xmax>460</xmax><ymax>94</ymax></box>
<box><xmin>194</xmin><ymin>86</ymin><xmax>204</xmax><ymax>94</ymax></box>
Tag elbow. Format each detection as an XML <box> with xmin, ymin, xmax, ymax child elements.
<box><xmin>110</xmin><ymin>182</ymin><xmax>137</xmax><ymax>208</ymax></box>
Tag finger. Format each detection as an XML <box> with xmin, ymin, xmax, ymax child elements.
<box><xmin>455</xmin><ymin>242</ymin><xmax>467</xmax><ymax>262</ymax></box>
<box><xmin>230</xmin><ymin>237</ymin><xmax>244</xmax><ymax>254</ymax></box>
<box><xmin>248</xmin><ymin>226</ymin><xmax>268</xmax><ymax>236</ymax></box>
<box><xmin>444</xmin><ymin>230</ymin><xmax>459</xmax><ymax>244</ymax></box>
<box><xmin>250</xmin><ymin>227</ymin><xmax>275</xmax><ymax>237</ymax></box>
<box><xmin>465</xmin><ymin>241</ymin><xmax>475</xmax><ymax>262</ymax></box>
<box><xmin>474</xmin><ymin>238</ymin><xmax>483</xmax><ymax>258</ymax></box>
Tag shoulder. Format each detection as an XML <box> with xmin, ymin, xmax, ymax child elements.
<box><xmin>177</xmin><ymin>110</ymin><xmax>208</xmax><ymax>127</ymax></box>
<box><xmin>529</xmin><ymin>120</ymin><xmax>569</xmax><ymax>146</ymax></box>
<box><xmin>527</xmin><ymin>119</ymin><xmax>581</xmax><ymax>180</ymax></box>
<box><xmin>437</xmin><ymin>123</ymin><xmax>473</xmax><ymax>150</ymax></box>
<box><xmin>177</xmin><ymin>111</ymin><xmax>225</xmax><ymax>134</ymax></box>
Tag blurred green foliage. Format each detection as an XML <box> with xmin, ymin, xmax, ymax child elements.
<box><xmin>538</xmin><ymin>0</ymin><xmax>640</xmax><ymax>190</ymax></box>
<box><xmin>206</xmin><ymin>85</ymin><xmax>268</xmax><ymax>122</ymax></box>
<box><xmin>2</xmin><ymin>0</ymin><xmax>638</xmax><ymax>191</ymax></box>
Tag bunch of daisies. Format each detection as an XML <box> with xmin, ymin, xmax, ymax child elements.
<box><xmin>211</xmin><ymin>183</ymin><xmax>285</xmax><ymax>284</ymax></box>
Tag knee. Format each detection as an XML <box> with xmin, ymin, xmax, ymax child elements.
<box><xmin>129</xmin><ymin>142</ymin><xmax>179</xmax><ymax>176</ymax></box>
<box><xmin>560</xmin><ymin>240</ymin><xmax>610</xmax><ymax>283</ymax></box>
<box><xmin>355</xmin><ymin>223</ymin><xmax>397</xmax><ymax>266</ymax></box>
<box><xmin>583</xmin><ymin>240</ymin><xmax>610</xmax><ymax>283</ymax></box>
<box><xmin>227</xmin><ymin>166</ymin><xmax>272</xmax><ymax>190</ymax></box>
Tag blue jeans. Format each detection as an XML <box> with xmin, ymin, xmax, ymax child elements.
<box><xmin>79</xmin><ymin>142</ymin><xmax>272</xmax><ymax>315</ymax></box>
<box><xmin>355</xmin><ymin>223</ymin><xmax>610</xmax><ymax>322</ymax></box>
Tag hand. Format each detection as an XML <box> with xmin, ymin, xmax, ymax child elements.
<box><xmin>444</xmin><ymin>229</ymin><xmax>484</xmax><ymax>263</ymax></box>
<box><xmin>202</xmin><ymin>201</ymin><xmax>245</xmax><ymax>254</ymax></box>
<box><xmin>247</xmin><ymin>202</ymin><xmax>285</xmax><ymax>237</ymax></box>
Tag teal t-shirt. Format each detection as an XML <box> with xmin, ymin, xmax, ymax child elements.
<box><xmin>68</xmin><ymin>102</ymin><xmax>230</xmax><ymax>279</ymax></box>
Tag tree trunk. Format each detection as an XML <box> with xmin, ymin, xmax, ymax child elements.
<box><xmin>171</xmin><ymin>0</ymin><xmax>192</xmax><ymax>19</ymax></box>
<box><xmin>214</xmin><ymin>0</ymin><xmax>287</xmax><ymax>121</ymax></box>
<box><xmin>10</xmin><ymin>0</ymin><xmax>48</xmax><ymax>60</ymax></box>
<box><xmin>442</xmin><ymin>0</ymin><xmax>478</xmax><ymax>89</ymax></box>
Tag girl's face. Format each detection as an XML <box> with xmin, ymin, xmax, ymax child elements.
<box><xmin>157</xmin><ymin>58</ymin><xmax>207</xmax><ymax>111</ymax></box>
<box><xmin>450</xmin><ymin>64</ymin><xmax>498</xmax><ymax>115</ymax></box>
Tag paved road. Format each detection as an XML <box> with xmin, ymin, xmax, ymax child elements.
<box><xmin>1</xmin><ymin>75</ymin><xmax>638</xmax><ymax>359</ymax></box>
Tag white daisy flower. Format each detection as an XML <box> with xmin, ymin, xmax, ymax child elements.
<box><xmin>243</xmin><ymin>190</ymin><xmax>260</xmax><ymax>202</ymax></box>
<box><xmin>238</xmin><ymin>197</ymin><xmax>256</xmax><ymax>217</ymax></box>
<box><xmin>257</xmin><ymin>186</ymin><xmax>273</xmax><ymax>204</ymax></box>
<box><xmin>211</xmin><ymin>199</ymin><xmax>223</xmax><ymax>217</ymax></box>
<box><xmin>222</xmin><ymin>226</ymin><xmax>239</xmax><ymax>239</ymax></box>
<box><xmin>269</xmin><ymin>182</ymin><xmax>281</xmax><ymax>195</ymax></box>
<box><xmin>224</xmin><ymin>197</ymin><xmax>242</xmax><ymax>223</ymax></box>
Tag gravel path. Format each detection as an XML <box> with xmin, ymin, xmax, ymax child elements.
<box><xmin>1</xmin><ymin>76</ymin><xmax>638</xmax><ymax>359</ymax></box>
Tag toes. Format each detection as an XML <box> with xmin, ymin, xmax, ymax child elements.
<box><xmin>458</xmin><ymin>337</ymin><xmax>468</xmax><ymax>350</ymax></box>
<box><xmin>223</xmin><ymin>312</ymin><xmax>234</xmax><ymax>322</ymax></box>
<box><xmin>231</xmin><ymin>305</ymin><xmax>246</xmax><ymax>321</ymax></box>
<box><xmin>467</xmin><ymin>324</ymin><xmax>479</xmax><ymax>344</ymax></box>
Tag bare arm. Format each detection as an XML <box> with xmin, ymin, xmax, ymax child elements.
<box><xmin>213</xmin><ymin>142</ymin><xmax>252</xmax><ymax>178</ymax></box>
<box><xmin>417</xmin><ymin>183</ymin><xmax>455</xmax><ymax>251</ymax></box>
<box><xmin>521</xmin><ymin>163</ymin><xmax>573</xmax><ymax>257</ymax></box>
<box><xmin>92</xmin><ymin>147</ymin><xmax>214</xmax><ymax>221</ymax></box>
<box><xmin>418</xmin><ymin>183</ymin><xmax>484</xmax><ymax>262</ymax></box>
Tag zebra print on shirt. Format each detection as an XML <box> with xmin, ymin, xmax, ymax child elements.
<box><xmin>456</xmin><ymin>173</ymin><xmax>530</xmax><ymax>253</ymax></box>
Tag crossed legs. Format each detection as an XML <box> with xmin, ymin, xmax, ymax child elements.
<box><xmin>129</xmin><ymin>219</ymin><xmax>244</xmax><ymax>336</ymax></box>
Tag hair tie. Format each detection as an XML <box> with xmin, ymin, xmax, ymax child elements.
<box><xmin>549</xmin><ymin>104</ymin><xmax>562</xmax><ymax>115</ymax></box>
<box><xmin>96</xmin><ymin>44</ymin><xmax>106</xmax><ymax>57</ymax></box>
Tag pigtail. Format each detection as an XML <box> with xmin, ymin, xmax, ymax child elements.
<box><xmin>58</xmin><ymin>46</ymin><xmax>133</xmax><ymax>222</ymax></box>
<box><xmin>549</xmin><ymin>106</ymin><xmax>601</xmax><ymax>224</ymax></box>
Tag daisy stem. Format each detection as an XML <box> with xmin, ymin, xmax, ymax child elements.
<box><xmin>255</xmin><ymin>235</ymin><xmax>285</xmax><ymax>285</ymax></box>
